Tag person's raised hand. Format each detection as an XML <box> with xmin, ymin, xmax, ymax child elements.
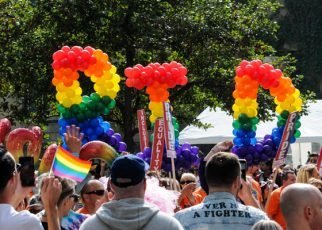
<box><xmin>41</xmin><ymin>176</ymin><xmax>62</xmax><ymax>209</ymax></box>
<box><xmin>204</xmin><ymin>141</ymin><xmax>233</xmax><ymax>162</ymax></box>
<box><xmin>64</xmin><ymin>125</ymin><xmax>84</xmax><ymax>154</ymax></box>
<box><xmin>238</xmin><ymin>177</ymin><xmax>261</xmax><ymax>209</ymax></box>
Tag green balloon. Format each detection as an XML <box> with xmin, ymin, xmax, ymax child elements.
<box><xmin>172</xmin><ymin>116</ymin><xmax>177</xmax><ymax>124</ymax></box>
<box><xmin>103</xmin><ymin>107</ymin><xmax>110</xmax><ymax>115</ymax></box>
<box><xmin>79</xmin><ymin>102</ymin><xmax>86</xmax><ymax>110</ymax></box>
<box><xmin>102</xmin><ymin>96</ymin><xmax>111</xmax><ymax>105</ymax></box>
<box><xmin>57</xmin><ymin>104</ymin><xmax>65</xmax><ymax>113</ymax></box>
<box><xmin>242</xmin><ymin>123</ymin><xmax>252</xmax><ymax>131</ymax></box>
<box><xmin>295</xmin><ymin>120</ymin><xmax>301</xmax><ymax>129</ymax></box>
<box><xmin>108</xmin><ymin>100</ymin><xmax>116</xmax><ymax>109</ymax></box>
<box><xmin>280</xmin><ymin>110</ymin><xmax>290</xmax><ymax>119</ymax></box>
<box><xmin>63</xmin><ymin>110</ymin><xmax>72</xmax><ymax>119</ymax></box>
<box><xmin>294</xmin><ymin>130</ymin><xmax>301</xmax><ymax>138</ymax></box>
<box><xmin>150</xmin><ymin>134</ymin><xmax>154</xmax><ymax>142</ymax></box>
<box><xmin>70</xmin><ymin>104</ymin><xmax>79</xmax><ymax>114</ymax></box>
<box><xmin>277</xmin><ymin>120</ymin><xmax>286</xmax><ymax>127</ymax></box>
<box><xmin>238</xmin><ymin>113</ymin><xmax>250</xmax><ymax>124</ymax></box>
<box><xmin>251</xmin><ymin>117</ymin><xmax>259</xmax><ymax>125</ymax></box>
<box><xmin>82</xmin><ymin>95</ymin><xmax>91</xmax><ymax>103</ymax></box>
<box><xmin>90</xmin><ymin>93</ymin><xmax>100</xmax><ymax>102</ymax></box>
<box><xmin>233</xmin><ymin>120</ymin><xmax>241</xmax><ymax>129</ymax></box>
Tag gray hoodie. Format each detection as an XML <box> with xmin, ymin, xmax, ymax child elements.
<box><xmin>79</xmin><ymin>198</ymin><xmax>183</xmax><ymax>230</ymax></box>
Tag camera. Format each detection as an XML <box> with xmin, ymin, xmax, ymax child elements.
<box><xmin>239</xmin><ymin>159</ymin><xmax>247</xmax><ymax>181</ymax></box>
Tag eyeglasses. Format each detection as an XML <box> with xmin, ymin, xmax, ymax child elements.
<box><xmin>69</xmin><ymin>194</ymin><xmax>80</xmax><ymax>202</ymax></box>
<box><xmin>180</xmin><ymin>180</ymin><xmax>194</xmax><ymax>185</ymax></box>
<box><xmin>85</xmin><ymin>190</ymin><xmax>105</xmax><ymax>196</ymax></box>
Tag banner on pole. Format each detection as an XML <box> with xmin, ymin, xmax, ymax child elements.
<box><xmin>137</xmin><ymin>109</ymin><xmax>149</xmax><ymax>152</ymax></box>
<box><xmin>273</xmin><ymin>112</ymin><xmax>299</xmax><ymax>168</ymax></box>
<box><xmin>163</xmin><ymin>102</ymin><xmax>176</xmax><ymax>158</ymax></box>
<box><xmin>150</xmin><ymin>118</ymin><xmax>164</xmax><ymax>171</ymax></box>
<box><xmin>317</xmin><ymin>148</ymin><xmax>322</xmax><ymax>175</ymax></box>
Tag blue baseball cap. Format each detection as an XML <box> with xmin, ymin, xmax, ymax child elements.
<box><xmin>111</xmin><ymin>154</ymin><xmax>149</xmax><ymax>188</ymax></box>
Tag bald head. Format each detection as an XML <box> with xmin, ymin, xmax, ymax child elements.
<box><xmin>281</xmin><ymin>183</ymin><xmax>322</xmax><ymax>229</ymax></box>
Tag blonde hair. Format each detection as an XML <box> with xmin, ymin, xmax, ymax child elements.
<box><xmin>180</xmin><ymin>173</ymin><xmax>196</xmax><ymax>183</ymax></box>
<box><xmin>296</xmin><ymin>164</ymin><xmax>317</xmax><ymax>183</ymax></box>
<box><xmin>308</xmin><ymin>178</ymin><xmax>322</xmax><ymax>189</ymax></box>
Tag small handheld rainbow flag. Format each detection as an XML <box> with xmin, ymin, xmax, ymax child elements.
<box><xmin>51</xmin><ymin>147</ymin><xmax>92</xmax><ymax>182</ymax></box>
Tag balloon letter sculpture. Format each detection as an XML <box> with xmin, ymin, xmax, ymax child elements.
<box><xmin>125</xmin><ymin>62</ymin><xmax>199</xmax><ymax>171</ymax></box>
<box><xmin>231</xmin><ymin>60</ymin><xmax>302</xmax><ymax>165</ymax></box>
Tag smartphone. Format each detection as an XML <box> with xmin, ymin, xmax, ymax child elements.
<box><xmin>239</xmin><ymin>159</ymin><xmax>247</xmax><ymax>181</ymax></box>
<box><xmin>19</xmin><ymin>156</ymin><xmax>35</xmax><ymax>187</ymax></box>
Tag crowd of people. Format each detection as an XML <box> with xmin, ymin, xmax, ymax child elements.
<box><xmin>0</xmin><ymin>129</ymin><xmax>321</xmax><ymax>229</ymax></box>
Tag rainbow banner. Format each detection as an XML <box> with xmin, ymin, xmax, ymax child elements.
<box><xmin>52</xmin><ymin>147</ymin><xmax>92</xmax><ymax>182</ymax></box>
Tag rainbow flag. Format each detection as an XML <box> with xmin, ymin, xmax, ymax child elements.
<box><xmin>52</xmin><ymin>147</ymin><xmax>92</xmax><ymax>182</ymax></box>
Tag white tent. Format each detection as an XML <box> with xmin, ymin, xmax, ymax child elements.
<box><xmin>179</xmin><ymin>100</ymin><xmax>322</xmax><ymax>166</ymax></box>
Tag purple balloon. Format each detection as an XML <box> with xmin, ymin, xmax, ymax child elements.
<box><xmin>190</xmin><ymin>154</ymin><xmax>198</xmax><ymax>163</ymax></box>
<box><xmin>191</xmin><ymin>146</ymin><xmax>199</xmax><ymax>155</ymax></box>
<box><xmin>263</xmin><ymin>145</ymin><xmax>272</xmax><ymax>154</ymax></box>
<box><xmin>143</xmin><ymin>147</ymin><xmax>152</xmax><ymax>157</ymax></box>
<box><xmin>176</xmin><ymin>146</ymin><xmax>182</xmax><ymax>155</ymax></box>
<box><xmin>260</xmin><ymin>153</ymin><xmax>269</xmax><ymax>162</ymax></box>
<box><xmin>182</xmin><ymin>149</ymin><xmax>191</xmax><ymax>159</ymax></box>
<box><xmin>255</xmin><ymin>143</ymin><xmax>263</xmax><ymax>152</ymax></box>
<box><xmin>264</xmin><ymin>134</ymin><xmax>272</xmax><ymax>140</ymax></box>
<box><xmin>181</xmin><ymin>142</ymin><xmax>191</xmax><ymax>150</ymax></box>
<box><xmin>107</xmin><ymin>128</ymin><xmax>115</xmax><ymax>136</ymax></box>
<box><xmin>264</xmin><ymin>139</ymin><xmax>273</xmax><ymax>147</ymax></box>
<box><xmin>113</xmin><ymin>133</ymin><xmax>122</xmax><ymax>142</ymax></box>
<box><xmin>231</xmin><ymin>146</ymin><xmax>238</xmax><ymax>154</ymax></box>
<box><xmin>136</xmin><ymin>152</ymin><xmax>144</xmax><ymax>159</ymax></box>
<box><xmin>118</xmin><ymin>142</ymin><xmax>127</xmax><ymax>152</ymax></box>
<box><xmin>245</xmin><ymin>154</ymin><xmax>253</xmax><ymax>162</ymax></box>
<box><xmin>108</xmin><ymin>136</ymin><xmax>117</xmax><ymax>146</ymax></box>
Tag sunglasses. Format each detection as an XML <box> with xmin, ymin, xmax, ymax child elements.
<box><xmin>180</xmin><ymin>180</ymin><xmax>194</xmax><ymax>185</ymax></box>
<box><xmin>85</xmin><ymin>190</ymin><xmax>105</xmax><ymax>196</ymax></box>
<box><xmin>69</xmin><ymin>194</ymin><xmax>80</xmax><ymax>202</ymax></box>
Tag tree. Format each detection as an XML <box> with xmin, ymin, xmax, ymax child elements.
<box><xmin>277</xmin><ymin>0</ymin><xmax>322</xmax><ymax>98</ymax></box>
<box><xmin>0</xmin><ymin>0</ymin><xmax>314</xmax><ymax>151</ymax></box>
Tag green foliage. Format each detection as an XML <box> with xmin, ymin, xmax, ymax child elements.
<box><xmin>277</xmin><ymin>0</ymin><xmax>322</xmax><ymax>98</ymax></box>
<box><xmin>0</xmin><ymin>0</ymin><xmax>314</xmax><ymax>150</ymax></box>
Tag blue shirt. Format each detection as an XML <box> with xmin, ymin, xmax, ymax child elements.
<box><xmin>174</xmin><ymin>192</ymin><xmax>268</xmax><ymax>230</ymax></box>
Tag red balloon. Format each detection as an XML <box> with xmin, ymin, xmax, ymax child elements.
<box><xmin>124</xmin><ymin>67</ymin><xmax>133</xmax><ymax>78</ymax></box>
<box><xmin>52</xmin><ymin>50</ymin><xmax>65</xmax><ymax>61</ymax></box>
<box><xmin>84</xmin><ymin>46</ymin><xmax>94</xmax><ymax>55</ymax></box>
<box><xmin>61</xmin><ymin>46</ymin><xmax>71</xmax><ymax>53</ymax></box>
<box><xmin>71</xmin><ymin>46</ymin><xmax>83</xmax><ymax>54</ymax></box>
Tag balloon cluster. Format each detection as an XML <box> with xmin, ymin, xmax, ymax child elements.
<box><xmin>125</xmin><ymin>62</ymin><xmax>188</xmax><ymax>122</ymax></box>
<box><xmin>58</xmin><ymin>116</ymin><xmax>127</xmax><ymax>153</ymax></box>
<box><xmin>52</xmin><ymin>46</ymin><xmax>126</xmax><ymax>153</ymax></box>
<box><xmin>52</xmin><ymin>46</ymin><xmax>120</xmax><ymax>108</ymax></box>
<box><xmin>136</xmin><ymin>143</ymin><xmax>200</xmax><ymax>172</ymax></box>
<box><xmin>232</xmin><ymin>60</ymin><xmax>302</xmax><ymax>165</ymax></box>
<box><xmin>56</xmin><ymin>94</ymin><xmax>116</xmax><ymax>121</ymax></box>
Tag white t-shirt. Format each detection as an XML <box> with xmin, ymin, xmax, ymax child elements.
<box><xmin>0</xmin><ymin>204</ymin><xmax>43</xmax><ymax>230</ymax></box>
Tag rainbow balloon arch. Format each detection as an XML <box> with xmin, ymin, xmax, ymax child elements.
<box><xmin>231</xmin><ymin>60</ymin><xmax>302</xmax><ymax>165</ymax></box>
